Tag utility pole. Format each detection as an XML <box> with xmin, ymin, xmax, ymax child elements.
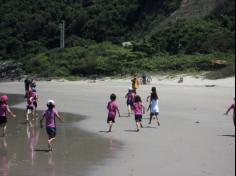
<box><xmin>60</xmin><ymin>20</ymin><xmax>65</xmax><ymax>48</ymax></box>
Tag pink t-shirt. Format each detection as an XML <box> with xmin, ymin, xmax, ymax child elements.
<box><xmin>126</xmin><ymin>92</ymin><xmax>135</xmax><ymax>102</ymax></box>
<box><xmin>32</xmin><ymin>92</ymin><xmax>38</xmax><ymax>101</ymax></box>
<box><xmin>43</xmin><ymin>109</ymin><xmax>58</xmax><ymax>128</ymax></box>
<box><xmin>133</xmin><ymin>102</ymin><xmax>143</xmax><ymax>115</ymax></box>
<box><xmin>0</xmin><ymin>104</ymin><xmax>7</xmax><ymax>117</ymax></box>
<box><xmin>107</xmin><ymin>101</ymin><xmax>119</xmax><ymax>118</ymax></box>
<box><xmin>27</xmin><ymin>97</ymin><xmax>34</xmax><ymax>107</ymax></box>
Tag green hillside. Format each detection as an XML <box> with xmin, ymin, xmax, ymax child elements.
<box><xmin>0</xmin><ymin>0</ymin><xmax>235</xmax><ymax>78</ymax></box>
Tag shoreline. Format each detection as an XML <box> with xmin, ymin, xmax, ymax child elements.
<box><xmin>1</xmin><ymin>75</ymin><xmax>235</xmax><ymax>87</ymax></box>
<box><xmin>0</xmin><ymin>77</ymin><xmax>235</xmax><ymax>176</ymax></box>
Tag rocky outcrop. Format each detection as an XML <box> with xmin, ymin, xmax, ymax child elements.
<box><xmin>0</xmin><ymin>61</ymin><xmax>25</xmax><ymax>81</ymax></box>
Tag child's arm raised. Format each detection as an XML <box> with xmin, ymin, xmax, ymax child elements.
<box><xmin>225</xmin><ymin>104</ymin><xmax>234</xmax><ymax>115</ymax></box>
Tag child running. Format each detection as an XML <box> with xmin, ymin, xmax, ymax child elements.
<box><xmin>107</xmin><ymin>94</ymin><xmax>121</xmax><ymax>133</ymax></box>
<box><xmin>31</xmin><ymin>89</ymin><xmax>39</xmax><ymax>117</ymax></box>
<box><xmin>147</xmin><ymin>87</ymin><xmax>160</xmax><ymax>126</ymax></box>
<box><xmin>26</xmin><ymin>94</ymin><xmax>35</xmax><ymax>122</ymax></box>
<box><xmin>125</xmin><ymin>88</ymin><xmax>135</xmax><ymax>117</ymax></box>
<box><xmin>133</xmin><ymin>95</ymin><xmax>145</xmax><ymax>132</ymax></box>
<box><xmin>146</xmin><ymin>87</ymin><xmax>159</xmax><ymax>103</ymax></box>
<box><xmin>40</xmin><ymin>100</ymin><xmax>63</xmax><ymax>151</ymax></box>
<box><xmin>0</xmin><ymin>95</ymin><xmax>16</xmax><ymax>137</ymax></box>
<box><xmin>225</xmin><ymin>98</ymin><xmax>235</xmax><ymax>127</ymax></box>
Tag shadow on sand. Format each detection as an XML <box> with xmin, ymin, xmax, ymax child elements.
<box><xmin>34</xmin><ymin>149</ymin><xmax>51</xmax><ymax>153</ymax></box>
<box><xmin>124</xmin><ymin>130</ymin><xmax>138</xmax><ymax>133</ymax></box>
<box><xmin>220</xmin><ymin>135</ymin><xmax>235</xmax><ymax>138</ymax></box>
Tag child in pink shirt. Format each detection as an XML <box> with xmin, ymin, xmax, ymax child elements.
<box><xmin>26</xmin><ymin>95</ymin><xmax>34</xmax><ymax>122</ymax></box>
<box><xmin>40</xmin><ymin>100</ymin><xmax>63</xmax><ymax>151</ymax></box>
<box><xmin>133</xmin><ymin>95</ymin><xmax>145</xmax><ymax>132</ymax></box>
<box><xmin>107</xmin><ymin>94</ymin><xmax>120</xmax><ymax>133</ymax></box>
<box><xmin>32</xmin><ymin>90</ymin><xmax>39</xmax><ymax>117</ymax></box>
<box><xmin>125</xmin><ymin>88</ymin><xmax>135</xmax><ymax>117</ymax></box>
<box><xmin>0</xmin><ymin>95</ymin><xmax>16</xmax><ymax>137</ymax></box>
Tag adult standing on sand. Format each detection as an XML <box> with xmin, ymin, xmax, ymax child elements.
<box><xmin>131</xmin><ymin>74</ymin><xmax>140</xmax><ymax>93</ymax></box>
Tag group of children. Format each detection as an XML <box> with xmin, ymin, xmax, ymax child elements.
<box><xmin>107</xmin><ymin>86</ymin><xmax>161</xmax><ymax>132</ymax></box>
<box><xmin>107</xmin><ymin>86</ymin><xmax>236</xmax><ymax>133</ymax></box>
<box><xmin>0</xmin><ymin>79</ymin><xmax>235</xmax><ymax>151</ymax></box>
<box><xmin>24</xmin><ymin>80</ymin><xmax>64</xmax><ymax>151</ymax></box>
<box><xmin>24</xmin><ymin>80</ymin><xmax>39</xmax><ymax>122</ymax></box>
<box><xmin>0</xmin><ymin>79</ymin><xmax>64</xmax><ymax>151</ymax></box>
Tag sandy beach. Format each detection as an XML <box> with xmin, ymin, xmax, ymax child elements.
<box><xmin>0</xmin><ymin>76</ymin><xmax>235</xmax><ymax>176</ymax></box>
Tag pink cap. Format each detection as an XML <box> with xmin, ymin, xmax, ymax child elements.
<box><xmin>0</xmin><ymin>95</ymin><xmax>8</xmax><ymax>103</ymax></box>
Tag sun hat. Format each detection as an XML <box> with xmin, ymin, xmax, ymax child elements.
<box><xmin>47</xmin><ymin>100</ymin><xmax>55</xmax><ymax>106</ymax></box>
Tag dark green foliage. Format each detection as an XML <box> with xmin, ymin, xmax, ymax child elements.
<box><xmin>149</xmin><ymin>17</ymin><xmax>235</xmax><ymax>55</ymax></box>
<box><xmin>0</xmin><ymin>0</ymin><xmax>235</xmax><ymax>77</ymax></box>
<box><xmin>147</xmin><ymin>0</ymin><xmax>235</xmax><ymax>55</ymax></box>
<box><xmin>22</xmin><ymin>43</ymin><xmax>235</xmax><ymax>77</ymax></box>
<box><xmin>0</xmin><ymin>0</ymin><xmax>180</xmax><ymax>60</ymax></box>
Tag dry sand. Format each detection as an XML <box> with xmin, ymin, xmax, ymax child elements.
<box><xmin>0</xmin><ymin>76</ymin><xmax>235</xmax><ymax>176</ymax></box>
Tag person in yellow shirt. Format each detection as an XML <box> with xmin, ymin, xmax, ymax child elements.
<box><xmin>131</xmin><ymin>74</ymin><xmax>140</xmax><ymax>93</ymax></box>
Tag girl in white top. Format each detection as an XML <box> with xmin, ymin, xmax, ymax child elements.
<box><xmin>147</xmin><ymin>87</ymin><xmax>160</xmax><ymax>126</ymax></box>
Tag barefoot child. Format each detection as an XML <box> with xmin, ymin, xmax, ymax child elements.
<box><xmin>107</xmin><ymin>94</ymin><xmax>121</xmax><ymax>133</ymax></box>
<box><xmin>40</xmin><ymin>100</ymin><xmax>63</xmax><ymax>151</ymax></box>
<box><xmin>147</xmin><ymin>88</ymin><xmax>160</xmax><ymax>126</ymax></box>
<box><xmin>225</xmin><ymin>98</ymin><xmax>235</xmax><ymax>127</ymax></box>
<box><xmin>0</xmin><ymin>95</ymin><xmax>16</xmax><ymax>137</ymax></box>
<box><xmin>26</xmin><ymin>95</ymin><xmax>34</xmax><ymax>122</ymax></box>
<box><xmin>125</xmin><ymin>88</ymin><xmax>135</xmax><ymax>117</ymax></box>
<box><xmin>133</xmin><ymin>95</ymin><xmax>145</xmax><ymax>132</ymax></box>
<box><xmin>32</xmin><ymin>90</ymin><xmax>39</xmax><ymax>117</ymax></box>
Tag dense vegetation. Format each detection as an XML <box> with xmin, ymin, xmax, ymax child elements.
<box><xmin>147</xmin><ymin>0</ymin><xmax>235</xmax><ymax>55</ymax></box>
<box><xmin>23</xmin><ymin>42</ymin><xmax>234</xmax><ymax>77</ymax></box>
<box><xmin>0</xmin><ymin>0</ymin><xmax>235</xmax><ymax>77</ymax></box>
<box><xmin>0</xmin><ymin>0</ymin><xmax>180</xmax><ymax>60</ymax></box>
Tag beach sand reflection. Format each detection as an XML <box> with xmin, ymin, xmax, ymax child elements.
<box><xmin>0</xmin><ymin>107</ymin><xmax>122</xmax><ymax>176</ymax></box>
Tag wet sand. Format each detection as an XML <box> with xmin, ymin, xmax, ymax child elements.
<box><xmin>0</xmin><ymin>96</ymin><xmax>122</xmax><ymax>176</ymax></box>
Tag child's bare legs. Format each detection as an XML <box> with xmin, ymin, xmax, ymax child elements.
<box><xmin>33</xmin><ymin>103</ymin><xmax>38</xmax><ymax>118</ymax></box>
<box><xmin>136</xmin><ymin>121</ymin><xmax>142</xmax><ymax>132</ymax></box>
<box><xmin>26</xmin><ymin>109</ymin><xmax>33</xmax><ymax>122</ymax></box>
<box><xmin>128</xmin><ymin>105</ymin><xmax>131</xmax><ymax>117</ymax></box>
<box><xmin>48</xmin><ymin>136</ymin><xmax>56</xmax><ymax>151</ymax></box>
<box><xmin>156</xmin><ymin>115</ymin><xmax>160</xmax><ymax>126</ymax></box>
<box><xmin>108</xmin><ymin>122</ymin><xmax>113</xmax><ymax>132</ymax></box>
<box><xmin>149</xmin><ymin>114</ymin><xmax>153</xmax><ymax>124</ymax></box>
<box><xmin>0</xmin><ymin>124</ymin><xmax>7</xmax><ymax>137</ymax></box>
<box><xmin>26</xmin><ymin>109</ymin><xmax>30</xmax><ymax>122</ymax></box>
<box><xmin>33</xmin><ymin>109</ymin><xmax>37</xmax><ymax>120</ymax></box>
